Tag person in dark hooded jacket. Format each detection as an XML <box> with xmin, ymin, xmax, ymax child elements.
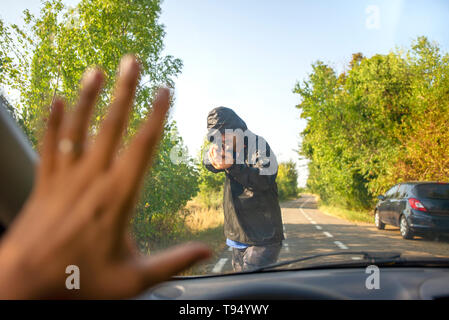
<box><xmin>203</xmin><ymin>107</ymin><xmax>284</xmax><ymax>271</ymax></box>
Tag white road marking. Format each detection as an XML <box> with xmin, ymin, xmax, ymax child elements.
<box><xmin>212</xmin><ymin>258</ymin><xmax>228</xmax><ymax>273</ymax></box>
<box><xmin>300</xmin><ymin>197</ymin><xmax>311</xmax><ymax>208</ymax></box>
<box><xmin>334</xmin><ymin>241</ymin><xmax>349</xmax><ymax>250</ymax></box>
<box><xmin>298</xmin><ymin>197</ymin><xmax>349</xmax><ymax>252</ymax></box>
<box><xmin>283</xmin><ymin>242</ymin><xmax>290</xmax><ymax>252</ymax></box>
<box><xmin>298</xmin><ymin>197</ymin><xmax>311</xmax><ymax>217</ymax></box>
<box><xmin>352</xmin><ymin>257</ymin><xmax>362</xmax><ymax>260</ymax></box>
<box><xmin>283</xmin><ymin>225</ymin><xmax>288</xmax><ymax>239</ymax></box>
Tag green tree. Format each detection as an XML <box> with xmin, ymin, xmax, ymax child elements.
<box><xmin>295</xmin><ymin>37</ymin><xmax>449</xmax><ymax>210</ymax></box>
<box><xmin>391</xmin><ymin>37</ymin><xmax>449</xmax><ymax>183</ymax></box>
<box><xmin>0</xmin><ymin>0</ymin><xmax>182</xmax><ymax>145</ymax></box>
<box><xmin>277</xmin><ymin>161</ymin><xmax>298</xmax><ymax>200</ymax></box>
<box><xmin>0</xmin><ymin>0</ymin><xmax>199</xmax><ymax>251</ymax></box>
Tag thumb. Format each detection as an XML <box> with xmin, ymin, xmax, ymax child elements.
<box><xmin>139</xmin><ymin>242</ymin><xmax>212</xmax><ymax>288</ymax></box>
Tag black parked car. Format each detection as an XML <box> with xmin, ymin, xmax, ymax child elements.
<box><xmin>375</xmin><ymin>182</ymin><xmax>449</xmax><ymax>239</ymax></box>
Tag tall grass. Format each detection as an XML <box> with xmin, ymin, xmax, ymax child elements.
<box><xmin>314</xmin><ymin>192</ymin><xmax>373</xmax><ymax>224</ymax></box>
<box><xmin>184</xmin><ymin>199</ymin><xmax>224</xmax><ymax>231</ymax></box>
<box><xmin>319</xmin><ymin>205</ymin><xmax>373</xmax><ymax>224</ymax></box>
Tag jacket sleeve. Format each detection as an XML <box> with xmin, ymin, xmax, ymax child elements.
<box><xmin>225</xmin><ymin>143</ymin><xmax>278</xmax><ymax>191</ymax></box>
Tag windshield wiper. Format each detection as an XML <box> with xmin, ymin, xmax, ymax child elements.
<box><xmin>172</xmin><ymin>251</ymin><xmax>449</xmax><ymax>279</ymax></box>
<box><xmin>247</xmin><ymin>251</ymin><xmax>402</xmax><ymax>273</ymax></box>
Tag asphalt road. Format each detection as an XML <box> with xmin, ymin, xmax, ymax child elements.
<box><xmin>209</xmin><ymin>194</ymin><xmax>449</xmax><ymax>274</ymax></box>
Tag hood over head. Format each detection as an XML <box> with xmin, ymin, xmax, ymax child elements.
<box><xmin>207</xmin><ymin>107</ymin><xmax>247</xmax><ymax>134</ymax></box>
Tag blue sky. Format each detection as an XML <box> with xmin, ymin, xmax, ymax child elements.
<box><xmin>3</xmin><ymin>1</ymin><xmax>449</xmax><ymax>186</ymax></box>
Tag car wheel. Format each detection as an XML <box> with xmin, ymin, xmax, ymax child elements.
<box><xmin>400</xmin><ymin>215</ymin><xmax>414</xmax><ymax>240</ymax></box>
<box><xmin>375</xmin><ymin>211</ymin><xmax>385</xmax><ymax>230</ymax></box>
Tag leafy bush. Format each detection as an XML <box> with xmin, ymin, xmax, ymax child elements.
<box><xmin>277</xmin><ymin>161</ymin><xmax>299</xmax><ymax>200</ymax></box>
<box><xmin>295</xmin><ymin>37</ymin><xmax>449</xmax><ymax>210</ymax></box>
<box><xmin>132</xmin><ymin>123</ymin><xmax>200</xmax><ymax>252</ymax></box>
<box><xmin>0</xmin><ymin>0</ymin><xmax>201</xmax><ymax>251</ymax></box>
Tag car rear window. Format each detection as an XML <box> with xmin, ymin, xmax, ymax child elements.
<box><xmin>415</xmin><ymin>184</ymin><xmax>449</xmax><ymax>200</ymax></box>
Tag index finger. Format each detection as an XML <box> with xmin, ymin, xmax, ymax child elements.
<box><xmin>85</xmin><ymin>55</ymin><xmax>140</xmax><ymax>172</ymax></box>
<box><xmin>111</xmin><ymin>88</ymin><xmax>170</xmax><ymax>223</ymax></box>
<box><xmin>209</xmin><ymin>147</ymin><xmax>222</xmax><ymax>166</ymax></box>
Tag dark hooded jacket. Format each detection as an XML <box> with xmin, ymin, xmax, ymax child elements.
<box><xmin>204</xmin><ymin>107</ymin><xmax>284</xmax><ymax>246</ymax></box>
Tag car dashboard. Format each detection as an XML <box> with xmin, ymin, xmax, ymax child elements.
<box><xmin>138</xmin><ymin>267</ymin><xmax>449</xmax><ymax>300</ymax></box>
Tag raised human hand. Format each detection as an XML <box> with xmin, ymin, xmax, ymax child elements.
<box><xmin>0</xmin><ymin>55</ymin><xmax>211</xmax><ymax>299</ymax></box>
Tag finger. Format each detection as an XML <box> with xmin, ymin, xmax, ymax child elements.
<box><xmin>37</xmin><ymin>99</ymin><xmax>65</xmax><ymax>182</ymax></box>
<box><xmin>208</xmin><ymin>149</ymin><xmax>216</xmax><ymax>166</ymax></box>
<box><xmin>86</xmin><ymin>55</ymin><xmax>140</xmax><ymax>171</ymax></box>
<box><xmin>139</xmin><ymin>242</ymin><xmax>211</xmax><ymax>287</ymax></box>
<box><xmin>58</xmin><ymin>69</ymin><xmax>104</xmax><ymax>168</ymax></box>
<box><xmin>111</xmin><ymin>88</ymin><xmax>170</xmax><ymax>221</ymax></box>
<box><xmin>214</xmin><ymin>158</ymin><xmax>223</xmax><ymax>169</ymax></box>
<box><xmin>211</xmin><ymin>147</ymin><xmax>221</xmax><ymax>163</ymax></box>
<box><xmin>209</xmin><ymin>149</ymin><xmax>220</xmax><ymax>169</ymax></box>
<box><xmin>207</xmin><ymin>148</ymin><xmax>212</xmax><ymax>160</ymax></box>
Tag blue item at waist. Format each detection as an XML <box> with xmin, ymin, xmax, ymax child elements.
<box><xmin>226</xmin><ymin>238</ymin><xmax>249</xmax><ymax>249</ymax></box>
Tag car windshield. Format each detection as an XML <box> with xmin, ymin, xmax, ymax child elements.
<box><xmin>416</xmin><ymin>184</ymin><xmax>449</xmax><ymax>200</ymax></box>
<box><xmin>1</xmin><ymin>0</ymin><xmax>449</xmax><ymax>278</ymax></box>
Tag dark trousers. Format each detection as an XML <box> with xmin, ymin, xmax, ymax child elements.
<box><xmin>231</xmin><ymin>242</ymin><xmax>282</xmax><ymax>272</ymax></box>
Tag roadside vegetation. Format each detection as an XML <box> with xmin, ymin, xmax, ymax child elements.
<box><xmin>0</xmin><ymin>0</ymin><xmax>222</xmax><ymax>259</ymax></box>
<box><xmin>277</xmin><ymin>161</ymin><xmax>299</xmax><ymax>201</ymax></box>
<box><xmin>296</xmin><ymin>37</ymin><xmax>449</xmax><ymax>220</ymax></box>
<box><xmin>319</xmin><ymin>205</ymin><xmax>373</xmax><ymax>224</ymax></box>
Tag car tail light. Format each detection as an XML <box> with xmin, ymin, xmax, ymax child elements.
<box><xmin>408</xmin><ymin>198</ymin><xmax>427</xmax><ymax>212</ymax></box>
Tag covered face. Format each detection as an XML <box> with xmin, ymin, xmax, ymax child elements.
<box><xmin>207</xmin><ymin>107</ymin><xmax>248</xmax><ymax>154</ymax></box>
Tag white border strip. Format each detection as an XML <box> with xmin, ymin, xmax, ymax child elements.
<box><xmin>334</xmin><ymin>241</ymin><xmax>349</xmax><ymax>250</ymax></box>
<box><xmin>212</xmin><ymin>258</ymin><xmax>228</xmax><ymax>273</ymax></box>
